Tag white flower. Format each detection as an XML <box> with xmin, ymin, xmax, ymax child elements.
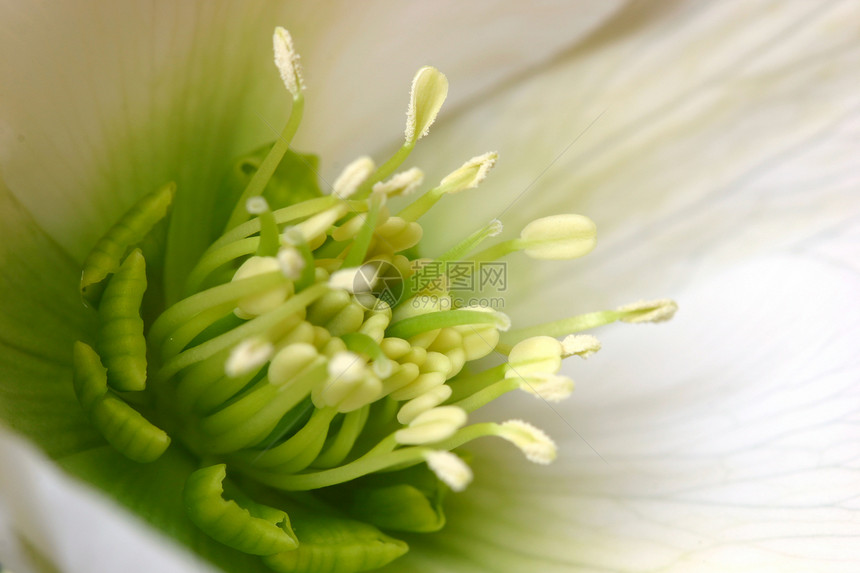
<box><xmin>1</xmin><ymin>2</ymin><xmax>858</xmax><ymax>573</ymax></box>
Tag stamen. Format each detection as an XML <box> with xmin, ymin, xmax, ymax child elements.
<box><xmin>397</xmin><ymin>384</ymin><xmax>453</xmax><ymax>424</ymax></box>
<box><xmin>398</xmin><ymin>152</ymin><xmax>497</xmax><ymax>222</ymax></box>
<box><xmin>224</xmin><ymin>28</ymin><xmax>306</xmax><ymax>231</ymax></box>
<box><xmin>517</xmin><ymin>373</ymin><xmax>575</xmax><ymax>403</ymax></box>
<box><xmin>273</xmin><ymin>26</ymin><xmax>304</xmax><ymax>99</ymax></box>
<box><xmin>498</xmin><ymin>420</ymin><xmax>557</xmax><ymax>465</ymax></box>
<box><xmin>225</xmin><ymin>336</ymin><xmax>274</xmax><ymax>377</ymax></box>
<box><xmin>470</xmin><ymin>213</ymin><xmax>597</xmax><ymax>262</ymax></box>
<box><xmin>519</xmin><ymin>214</ymin><xmax>597</xmax><ymax>260</ymax></box>
<box><xmin>341</xmin><ymin>194</ymin><xmax>384</xmax><ymax>268</ymax></box>
<box><xmin>246</xmin><ymin>197</ymin><xmax>280</xmax><ymax>257</ymax></box>
<box><xmin>405</xmin><ymin>67</ymin><xmax>449</xmax><ymax>145</ymax></box>
<box><xmin>232</xmin><ymin>256</ymin><xmax>293</xmax><ymax>318</ymax></box>
<box><xmin>332</xmin><ymin>156</ymin><xmax>375</xmax><ymax>199</ymax></box>
<box><xmin>156</xmin><ymin>283</ymin><xmax>327</xmax><ymax>382</ymax></box>
<box><xmin>617</xmin><ymin>299</ymin><xmax>678</xmax><ymax>323</ymax></box>
<box><xmin>312</xmin><ymin>405</ymin><xmax>370</xmax><ymax>468</ymax></box>
<box><xmin>313</xmin><ymin>351</ymin><xmax>383</xmax><ymax>413</ymax></box>
<box><xmin>504</xmin><ymin>298</ymin><xmax>678</xmax><ymax>343</ymax></box>
<box><xmin>423</xmin><ymin>451</ymin><xmax>472</xmax><ymax>492</ymax></box>
<box><xmin>276</xmin><ymin>246</ymin><xmax>305</xmax><ymax>280</ymax></box>
<box><xmin>394</xmin><ymin>406</ymin><xmax>467</xmax><ymax>445</ymax></box>
<box><xmin>351</xmin><ymin>67</ymin><xmax>449</xmax><ymax>199</ymax></box>
<box><xmin>561</xmin><ymin>334</ymin><xmax>601</xmax><ymax>358</ymax></box>
<box><xmin>437</xmin><ymin>219</ymin><xmax>503</xmax><ymax>263</ymax></box>
<box><xmin>387</xmin><ymin>308</ymin><xmax>510</xmax><ymax>340</ymax></box>
<box><xmin>372</xmin><ymin>167</ymin><xmax>424</xmax><ymax>197</ymax></box>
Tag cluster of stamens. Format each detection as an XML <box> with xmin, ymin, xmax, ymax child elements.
<box><xmin>70</xmin><ymin>27</ymin><xmax>677</xmax><ymax>573</ymax></box>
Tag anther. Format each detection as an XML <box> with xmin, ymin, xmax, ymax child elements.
<box><xmin>498</xmin><ymin>420</ymin><xmax>557</xmax><ymax>465</ymax></box>
<box><xmin>423</xmin><ymin>451</ymin><xmax>472</xmax><ymax>492</ymax></box>
<box><xmin>394</xmin><ymin>405</ymin><xmax>467</xmax><ymax>445</ymax></box>
<box><xmin>332</xmin><ymin>156</ymin><xmax>375</xmax><ymax>199</ymax></box>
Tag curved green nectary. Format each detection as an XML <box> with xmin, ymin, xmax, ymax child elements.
<box><xmin>70</xmin><ymin>26</ymin><xmax>675</xmax><ymax>573</ymax></box>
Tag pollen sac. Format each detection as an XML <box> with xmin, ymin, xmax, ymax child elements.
<box><xmin>233</xmin><ymin>255</ymin><xmax>293</xmax><ymax>317</ymax></box>
<box><xmin>520</xmin><ymin>213</ymin><xmax>597</xmax><ymax>260</ymax></box>
<box><xmin>405</xmin><ymin>66</ymin><xmax>448</xmax><ymax>145</ymax></box>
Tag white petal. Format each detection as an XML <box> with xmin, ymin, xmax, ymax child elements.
<box><xmin>0</xmin><ymin>425</ymin><xmax>217</xmax><ymax>573</ymax></box>
<box><xmin>400</xmin><ymin>255</ymin><xmax>860</xmax><ymax>571</ymax></box>
<box><xmin>0</xmin><ymin>0</ymin><xmax>623</xmax><ymax>261</ymax></box>
<box><xmin>417</xmin><ymin>1</ymin><xmax>860</xmax><ymax>317</ymax></box>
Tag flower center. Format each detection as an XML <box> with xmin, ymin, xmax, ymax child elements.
<box><xmin>69</xmin><ymin>27</ymin><xmax>676</xmax><ymax>573</ymax></box>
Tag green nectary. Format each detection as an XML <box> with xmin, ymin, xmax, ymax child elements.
<box><xmin>70</xmin><ymin>26</ymin><xmax>674</xmax><ymax>573</ymax></box>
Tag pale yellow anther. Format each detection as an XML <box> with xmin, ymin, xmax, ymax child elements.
<box><xmin>290</xmin><ymin>203</ymin><xmax>349</xmax><ymax>244</ymax></box>
<box><xmin>561</xmin><ymin>334</ymin><xmax>601</xmax><ymax>358</ymax></box>
<box><xmin>268</xmin><ymin>342</ymin><xmax>319</xmax><ymax>386</ymax></box>
<box><xmin>400</xmin><ymin>345</ymin><xmax>427</xmax><ymax>366</ymax></box>
<box><xmin>232</xmin><ymin>256</ymin><xmax>291</xmax><ymax>317</ymax></box>
<box><xmin>276</xmin><ymin>247</ymin><xmax>305</xmax><ymax>280</ymax></box>
<box><xmin>373</xmin><ymin>217</ymin><xmax>423</xmax><ymax>253</ymax></box>
<box><xmin>405</xmin><ymin>66</ymin><xmax>448</xmax><ymax>144</ymax></box>
<box><xmin>427</xmin><ymin>328</ymin><xmax>466</xmax><ymax>378</ymax></box>
<box><xmin>439</xmin><ymin>152</ymin><xmax>497</xmax><ymax>193</ymax></box>
<box><xmin>273</xmin><ymin>27</ymin><xmax>304</xmax><ymax>99</ymax></box>
<box><xmin>454</xmin><ymin>306</ymin><xmax>506</xmax><ymax>362</ymax></box>
<box><xmin>389</xmin><ymin>370</ymin><xmax>446</xmax><ymax>401</ymax></box>
<box><xmin>245</xmin><ymin>196</ymin><xmax>270</xmax><ymax>216</ymax></box>
<box><xmin>358</xmin><ymin>312</ymin><xmax>390</xmax><ymax>344</ymax></box>
<box><xmin>397</xmin><ymin>384</ymin><xmax>453</xmax><ymax>425</ymax></box>
<box><xmin>507</xmin><ymin>336</ymin><xmax>563</xmax><ymax>379</ymax></box>
<box><xmin>332</xmin><ymin>156</ymin><xmax>375</xmax><ymax>199</ymax></box>
<box><xmin>518</xmin><ymin>373</ymin><xmax>575</xmax><ymax>403</ymax></box>
<box><xmin>331</xmin><ymin>206</ymin><xmax>390</xmax><ymax>243</ymax></box>
<box><xmin>328</xmin><ymin>264</ymin><xmax>379</xmax><ymax>294</ymax></box>
<box><xmin>422</xmin><ymin>351</ymin><xmax>453</xmax><ymax>377</ymax></box>
<box><xmin>423</xmin><ymin>451</ymin><xmax>472</xmax><ymax>492</ymax></box>
<box><xmin>322</xmin><ymin>336</ymin><xmax>347</xmax><ymax>358</ymax></box>
<box><xmin>225</xmin><ymin>337</ymin><xmax>273</xmax><ymax>378</ymax></box>
<box><xmin>279</xmin><ymin>321</ymin><xmax>316</xmax><ymax>346</ymax></box>
<box><xmin>314</xmin><ymin>351</ymin><xmax>382</xmax><ymax>412</ymax></box>
<box><xmin>520</xmin><ymin>214</ymin><xmax>597</xmax><ymax>260</ymax></box>
<box><xmin>380</xmin><ymin>362</ymin><xmax>420</xmax><ymax>396</ymax></box>
<box><xmin>394</xmin><ymin>405</ymin><xmax>467</xmax><ymax>445</ymax></box>
<box><xmin>617</xmin><ymin>299</ymin><xmax>678</xmax><ymax>323</ymax></box>
<box><xmin>372</xmin><ymin>167</ymin><xmax>424</xmax><ymax>196</ymax></box>
<box><xmin>381</xmin><ymin>337</ymin><xmax>412</xmax><ymax>360</ymax></box>
<box><xmin>499</xmin><ymin>420</ymin><xmax>557</xmax><ymax>465</ymax></box>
